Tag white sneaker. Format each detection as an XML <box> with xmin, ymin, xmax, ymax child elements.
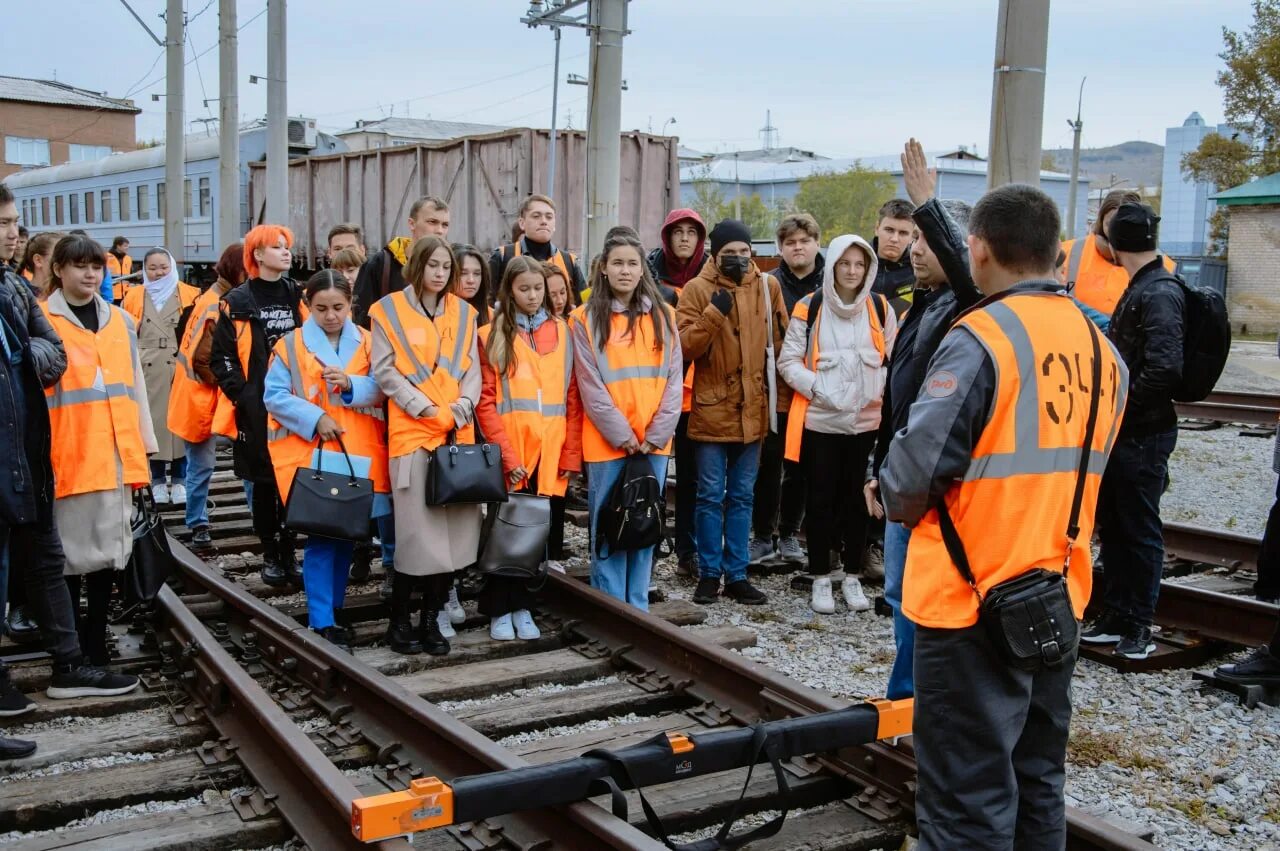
<box><xmin>489</xmin><ymin>614</ymin><xmax>515</xmax><ymax>641</ymax></box>
<box><xmin>511</xmin><ymin>609</ymin><xmax>541</xmax><ymax>640</ymax></box>
<box><xmin>436</xmin><ymin>609</ymin><xmax>456</xmax><ymax>639</ymax></box>
<box><xmin>169</xmin><ymin>483</ymin><xmax>187</xmax><ymax>505</ymax></box>
<box><xmin>843</xmin><ymin>576</ymin><xmax>872</xmax><ymax>612</ymax></box>
<box><xmin>152</xmin><ymin>483</ymin><xmax>170</xmax><ymax>504</ymax></box>
<box><xmin>810</xmin><ymin>577</ymin><xmax>836</xmax><ymax>614</ymax></box>
<box><xmin>444</xmin><ymin>586</ymin><xmax>466</xmax><ymax>624</ymax></box>
<box><xmin>543</xmin><ymin>560</ymin><xmax>566</xmax><ymax>574</ymax></box>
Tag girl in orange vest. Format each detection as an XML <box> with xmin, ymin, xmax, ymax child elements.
<box><xmin>451</xmin><ymin>243</ymin><xmax>493</xmax><ymax>326</ymax></box>
<box><xmin>569</xmin><ymin>233</ymin><xmax>684</xmax><ymax>610</ymax></box>
<box><xmin>476</xmin><ymin>256</ymin><xmax>583</xmax><ymax>640</ymax></box>
<box><xmin>263</xmin><ymin>271</ymin><xmax>389</xmax><ymax>651</ymax></box>
<box><xmin>18</xmin><ymin>232</ymin><xmax>62</xmax><ymax>299</ymax></box>
<box><xmin>42</xmin><ymin>234</ymin><xmax>158</xmax><ymax>668</ymax></box>
<box><xmin>544</xmin><ymin>261</ymin><xmax>578</xmax><ymax>321</ymax></box>
<box><xmin>543</xmin><ymin>260</ymin><xmax>580</xmax><ymax>560</ymax></box>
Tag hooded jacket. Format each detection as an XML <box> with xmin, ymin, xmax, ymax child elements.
<box><xmin>646</xmin><ymin>209</ymin><xmax>707</xmax><ymax>291</ymax></box>
<box><xmin>778</xmin><ymin>235</ymin><xmax>897</xmax><ymax>436</ymax></box>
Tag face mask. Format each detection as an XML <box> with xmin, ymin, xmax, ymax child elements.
<box><xmin>719</xmin><ymin>255</ymin><xmax>750</xmax><ymax>283</ymax></box>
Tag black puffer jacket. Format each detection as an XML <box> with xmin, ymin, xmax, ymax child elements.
<box><xmin>770</xmin><ymin>253</ymin><xmax>824</xmax><ymax>315</ymax></box>
<box><xmin>0</xmin><ymin>269</ymin><xmax>66</xmax><ymax>524</ymax></box>
<box><xmin>871</xmin><ymin>236</ymin><xmax>916</xmax><ymax>314</ymax></box>
<box><xmin>1107</xmin><ymin>257</ymin><xmax>1185</xmax><ymax>438</ymax></box>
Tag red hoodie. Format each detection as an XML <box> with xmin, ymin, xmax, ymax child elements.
<box><xmin>655</xmin><ymin>208</ymin><xmax>707</xmax><ymax>289</ymax></box>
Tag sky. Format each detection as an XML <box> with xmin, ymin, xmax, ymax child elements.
<box><xmin>5</xmin><ymin>0</ymin><xmax>1257</xmax><ymax>159</ymax></box>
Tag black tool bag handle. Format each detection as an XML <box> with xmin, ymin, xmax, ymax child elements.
<box><xmin>938</xmin><ymin>310</ymin><xmax>1104</xmax><ymax>597</ymax></box>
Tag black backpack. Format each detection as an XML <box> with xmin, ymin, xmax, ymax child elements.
<box><xmin>1162</xmin><ymin>273</ymin><xmax>1230</xmax><ymax>402</ymax></box>
<box><xmin>595</xmin><ymin>454</ymin><xmax>665</xmax><ymax>559</ymax></box>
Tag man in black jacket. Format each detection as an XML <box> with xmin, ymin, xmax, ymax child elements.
<box><xmin>870</xmin><ymin>198</ymin><xmax>917</xmax><ymax>317</ymax></box>
<box><xmin>1083</xmin><ymin>203</ymin><xmax>1185</xmax><ymax>661</ymax></box>
<box><xmin>491</xmin><ymin>195</ymin><xmax>585</xmax><ymax>296</ymax></box>
<box><xmin>353</xmin><ymin>197</ymin><xmax>450</xmax><ymax>327</ymax></box>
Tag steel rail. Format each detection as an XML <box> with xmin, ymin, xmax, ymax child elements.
<box><xmin>1175</xmin><ymin>400</ymin><xmax>1279</xmax><ymax>427</ymax></box>
<box><xmin>1163</xmin><ymin>522</ymin><xmax>1260</xmax><ymax>571</ymax></box>
<box><xmin>1155</xmin><ymin>583</ymin><xmax>1278</xmax><ymax>647</ymax></box>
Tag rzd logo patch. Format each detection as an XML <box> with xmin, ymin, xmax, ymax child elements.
<box><xmin>925</xmin><ymin>370</ymin><xmax>958</xmax><ymax>398</ymax></box>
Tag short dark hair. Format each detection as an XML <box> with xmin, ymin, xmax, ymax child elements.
<box><xmin>49</xmin><ymin>234</ymin><xmax>107</xmax><ymax>290</ymax></box>
<box><xmin>0</xmin><ymin>184</ymin><xmax>13</xmax><ymax>206</ymax></box>
<box><xmin>776</xmin><ymin>213</ymin><xmax>820</xmax><ymax>244</ymax></box>
<box><xmin>327</xmin><ymin>222</ymin><xmax>363</xmax><ymax>247</ymax></box>
<box><xmin>968</xmin><ymin>184</ymin><xmax>1060</xmax><ymax>274</ymax></box>
<box><xmin>409</xmin><ymin>196</ymin><xmax>448</xmax><ymax>219</ymax></box>
<box><xmin>877</xmin><ymin>198</ymin><xmax>914</xmax><ymax>223</ymax></box>
<box><xmin>215</xmin><ymin>242</ymin><xmax>246</xmax><ymax>285</ymax></box>
<box><xmin>1094</xmin><ymin>189</ymin><xmax>1142</xmax><ymax>236</ymax></box>
<box><xmin>69</xmin><ymin>229</ymin><xmax>88</xmax><ymax>237</ymax></box>
<box><xmin>18</xmin><ymin>225</ymin><xmax>28</xmax><ymax>238</ymax></box>
<box><xmin>111</xmin><ymin>236</ymin><xmax>129</xmax><ymax>250</ymax></box>
<box><xmin>304</xmin><ymin>268</ymin><xmax>354</xmax><ymax>304</ymax></box>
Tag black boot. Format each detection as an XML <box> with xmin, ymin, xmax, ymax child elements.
<box><xmin>5</xmin><ymin>605</ymin><xmax>42</xmax><ymax>645</ymax></box>
<box><xmin>350</xmin><ymin>542</ymin><xmax>373</xmax><ymax>584</ymax></box>
<box><xmin>260</xmin><ymin>549</ymin><xmax>287</xmax><ymax>588</ymax></box>
<box><xmin>280</xmin><ymin>537</ymin><xmax>302</xmax><ymax>586</ymax></box>
<box><xmin>384</xmin><ymin>570</ymin><xmax>422</xmax><ymax>655</ymax></box>
<box><xmin>419</xmin><ymin>600</ymin><xmax>450</xmax><ymax>657</ymax></box>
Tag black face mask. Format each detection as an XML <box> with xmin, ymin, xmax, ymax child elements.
<box><xmin>719</xmin><ymin>255</ymin><xmax>750</xmax><ymax>284</ymax></box>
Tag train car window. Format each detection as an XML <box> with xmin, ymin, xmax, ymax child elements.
<box><xmin>69</xmin><ymin>194</ymin><xmax>79</xmax><ymax>225</ymax></box>
<box><xmin>184</xmin><ymin>179</ymin><xmax>193</xmax><ymax>219</ymax></box>
<box><xmin>119</xmin><ymin>187</ymin><xmax>131</xmax><ymax>223</ymax></box>
<box><xmin>138</xmin><ymin>185</ymin><xmax>150</xmax><ymax>221</ymax></box>
<box><xmin>84</xmin><ymin>191</ymin><xmax>95</xmax><ymax>224</ymax></box>
<box><xmin>40</xmin><ymin>197</ymin><xmax>49</xmax><ymax>227</ymax></box>
<box><xmin>158</xmin><ymin>183</ymin><xmax>166</xmax><ymax>220</ymax></box>
<box><xmin>54</xmin><ymin>196</ymin><xmax>64</xmax><ymax>226</ymax></box>
<box><xmin>101</xmin><ymin>193</ymin><xmax>112</xmax><ymax>224</ymax></box>
<box><xmin>198</xmin><ymin>177</ymin><xmax>210</xmax><ymax>217</ymax></box>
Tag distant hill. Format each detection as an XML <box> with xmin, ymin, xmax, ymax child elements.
<box><xmin>1043</xmin><ymin>140</ymin><xmax>1165</xmax><ymax>190</ymax></box>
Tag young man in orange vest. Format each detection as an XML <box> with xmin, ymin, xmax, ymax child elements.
<box><xmin>490</xmin><ymin>195</ymin><xmax>585</xmax><ymax>297</ymax></box>
<box><xmin>881</xmin><ymin>184</ymin><xmax>1128</xmax><ymax>850</ymax></box>
<box><xmin>353</xmin><ymin>197</ymin><xmax>450</xmax><ymax>328</ymax></box>
<box><xmin>1060</xmin><ymin>189</ymin><xmax>1176</xmax><ymax>317</ymax></box>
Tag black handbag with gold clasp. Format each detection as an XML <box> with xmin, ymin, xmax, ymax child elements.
<box><xmin>284</xmin><ymin>435</ymin><xmax>375</xmax><ymax>541</ymax></box>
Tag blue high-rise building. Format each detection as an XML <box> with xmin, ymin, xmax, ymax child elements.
<box><xmin>1161</xmin><ymin>112</ymin><xmax>1240</xmax><ymax>256</ymax></box>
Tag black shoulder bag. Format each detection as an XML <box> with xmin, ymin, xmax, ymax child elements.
<box><xmin>936</xmin><ymin>313</ymin><xmax>1104</xmax><ymax>671</ymax></box>
<box><xmin>284</xmin><ymin>435</ymin><xmax>376</xmax><ymax>541</ymax></box>
<box><xmin>117</xmin><ymin>486</ymin><xmax>175</xmax><ymax>620</ymax></box>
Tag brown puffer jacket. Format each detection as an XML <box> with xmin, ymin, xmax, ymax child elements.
<box><xmin>676</xmin><ymin>259</ymin><xmax>788</xmax><ymax>444</ymax></box>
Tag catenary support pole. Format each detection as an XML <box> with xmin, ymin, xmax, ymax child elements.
<box><xmin>165</xmin><ymin>0</ymin><xmax>185</xmax><ymax>255</ymax></box>
<box><xmin>265</xmin><ymin>0</ymin><xmax>287</xmax><ymax>224</ymax></box>
<box><xmin>986</xmin><ymin>0</ymin><xmax>1050</xmax><ymax>188</ymax></box>
<box><xmin>547</xmin><ymin>26</ymin><xmax>561</xmax><ymax>198</ymax></box>
<box><xmin>218</xmin><ymin>0</ymin><xmax>239</xmax><ymax>247</ymax></box>
<box><xmin>1066</xmin><ymin>77</ymin><xmax>1086</xmax><ymax>239</ymax></box>
<box><xmin>584</xmin><ymin>0</ymin><xmax>625</xmax><ymax>260</ymax></box>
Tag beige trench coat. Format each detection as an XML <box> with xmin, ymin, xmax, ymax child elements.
<box><xmin>134</xmin><ymin>288</ymin><xmax>184</xmax><ymax>462</ymax></box>
<box><xmin>45</xmin><ymin>291</ymin><xmax>159</xmax><ymax>575</ymax></box>
<box><xmin>371</xmin><ymin>288</ymin><xmax>483</xmax><ymax>577</ymax></box>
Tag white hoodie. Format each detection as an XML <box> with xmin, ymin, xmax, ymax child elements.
<box><xmin>778</xmin><ymin>234</ymin><xmax>898</xmax><ymax>435</ymax></box>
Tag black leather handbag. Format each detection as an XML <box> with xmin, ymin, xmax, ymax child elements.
<box><xmin>477</xmin><ymin>492</ymin><xmax>551</xmax><ymax>580</ymax></box>
<box><xmin>425</xmin><ymin>430</ymin><xmax>508</xmax><ymax>506</ymax></box>
<box><xmin>284</xmin><ymin>436</ymin><xmax>375</xmax><ymax>541</ymax></box>
<box><xmin>937</xmin><ymin>314</ymin><xmax>1104</xmax><ymax>672</ymax></box>
<box><xmin>119</xmin><ymin>487</ymin><xmax>174</xmax><ymax>616</ymax></box>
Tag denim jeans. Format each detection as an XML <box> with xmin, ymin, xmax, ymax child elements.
<box><xmin>586</xmin><ymin>455</ymin><xmax>668</xmax><ymax>610</ymax></box>
<box><xmin>302</xmin><ymin>536</ymin><xmax>354</xmax><ymax>629</ymax></box>
<box><xmin>693</xmin><ymin>441</ymin><xmax>761</xmax><ymax>583</ymax></box>
<box><xmin>883</xmin><ymin>521</ymin><xmax>914</xmax><ymax>699</ymax></box>
<box><xmin>376</xmin><ymin>512</ymin><xmax>396</xmax><ymax>568</ymax></box>
<box><xmin>151</xmin><ymin>457</ymin><xmax>188</xmax><ymax>484</ymax></box>
<box><xmin>184</xmin><ymin>436</ymin><xmax>217</xmax><ymax>529</ymax></box>
<box><xmin>1097</xmin><ymin>429</ymin><xmax>1176</xmax><ymax>629</ymax></box>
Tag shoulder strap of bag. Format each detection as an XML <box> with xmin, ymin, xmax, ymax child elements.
<box><xmin>1066</xmin><ymin>239</ymin><xmax>1086</xmax><ymax>290</ymax></box>
<box><xmin>937</xmin><ymin>303</ymin><xmax>1105</xmax><ymax>596</ymax></box>
<box><xmin>380</xmin><ymin>248</ymin><xmax>392</xmax><ymax>300</ymax></box>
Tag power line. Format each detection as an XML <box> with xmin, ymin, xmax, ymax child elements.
<box><xmin>185</xmin><ymin>22</ymin><xmax>213</xmax><ymax>118</ymax></box>
<box><xmin>438</xmin><ymin>83</ymin><xmax>554</xmax><ymax>122</ymax></box>
<box><xmin>132</xmin><ymin>4</ymin><xmax>267</xmax><ymax>95</ymax></box>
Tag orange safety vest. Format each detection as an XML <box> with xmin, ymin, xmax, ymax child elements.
<box><xmin>120</xmin><ymin>282</ymin><xmax>200</xmax><ymax>326</ymax></box>
<box><xmin>503</xmin><ymin>240</ymin><xmax>578</xmax><ymax>294</ymax></box>
<box><xmin>106</xmin><ymin>253</ymin><xmax>133</xmax><ymax>278</ymax></box>
<box><xmin>902</xmin><ymin>292</ymin><xmax>1127</xmax><ymax>629</ymax></box>
<box><xmin>783</xmin><ymin>293</ymin><xmax>887</xmax><ymax>463</ymax></box>
<box><xmin>479</xmin><ymin>318</ymin><xmax>574</xmax><ymax>496</ymax></box>
<box><xmin>569</xmin><ymin>303</ymin><xmax>675</xmax><ymax>463</ymax></box>
<box><xmin>168</xmin><ymin>286</ymin><xmax>236</xmax><ymax>443</ymax></box>
<box><xmin>1062</xmin><ymin>237</ymin><xmax>1176</xmax><ymax>316</ymax></box>
<box><xmin>266</xmin><ymin>327</ymin><xmax>390</xmax><ymax>502</ymax></box>
<box><xmin>367</xmin><ymin>290</ymin><xmax>477</xmax><ymax>458</ymax></box>
<box><xmin>42</xmin><ymin>303</ymin><xmax>150</xmax><ymax>498</ymax></box>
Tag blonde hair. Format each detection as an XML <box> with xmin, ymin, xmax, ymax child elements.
<box><xmin>329</xmin><ymin>246</ymin><xmax>365</xmax><ymax>271</ymax></box>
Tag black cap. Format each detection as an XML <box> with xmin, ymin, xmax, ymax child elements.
<box><xmin>709</xmin><ymin>219</ymin><xmax>752</xmax><ymax>256</ymax></box>
<box><xmin>1106</xmin><ymin>202</ymin><xmax>1160</xmax><ymax>253</ymax></box>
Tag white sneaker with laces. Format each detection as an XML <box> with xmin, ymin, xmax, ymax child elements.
<box><xmin>152</xmin><ymin>483</ymin><xmax>170</xmax><ymax>504</ymax></box>
<box><xmin>490</xmin><ymin>614</ymin><xmax>515</xmax><ymax>641</ymax></box>
<box><xmin>843</xmin><ymin>576</ymin><xmax>872</xmax><ymax>612</ymax></box>
<box><xmin>511</xmin><ymin>609</ymin><xmax>541</xmax><ymax>640</ymax></box>
<box><xmin>444</xmin><ymin>586</ymin><xmax>466</xmax><ymax>624</ymax></box>
<box><xmin>436</xmin><ymin>609</ymin><xmax>456</xmax><ymax>639</ymax></box>
<box><xmin>810</xmin><ymin>577</ymin><xmax>836</xmax><ymax>614</ymax></box>
<box><xmin>169</xmin><ymin>483</ymin><xmax>187</xmax><ymax>504</ymax></box>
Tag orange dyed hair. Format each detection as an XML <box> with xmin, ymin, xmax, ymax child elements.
<box><xmin>243</xmin><ymin>224</ymin><xmax>295</xmax><ymax>278</ymax></box>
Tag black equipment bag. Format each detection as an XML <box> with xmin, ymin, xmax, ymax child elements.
<box><xmin>425</xmin><ymin>430</ymin><xmax>508</xmax><ymax>506</ymax></box>
<box><xmin>936</xmin><ymin>310</ymin><xmax>1105</xmax><ymax>671</ymax></box>
<box><xmin>477</xmin><ymin>491</ymin><xmax>551</xmax><ymax>580</ymax></box>
<box><xmin>1165</xmin><ymin>273</ymin><xmax>1231</xmax><ymax>402</ymax></box>
<box><xmin>283</xmin><ymin>435</ymin><xmax>375</xmax><ymax>541</ymax></box>
<box><xmin>595</xmin><ymin>453</ymin><xmax>665</xmax><ymax>559</ymax></box>
<box><xmin>120</xmin><ymin>486</ymin><xmax>174</xmax><ymax>614</ymax></box>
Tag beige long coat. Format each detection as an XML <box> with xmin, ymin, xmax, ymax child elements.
<box><xmin>370</xmin><ymin>287</ymin><xmax>482</xmax><ymax>577</ymax></box>
<box><xmin>45</xmin><ymin>291</ymin><xmax>159</xmax><ymax>575</ymax></box>
<box><xmin>127</xmin><ymin>288</ymin><xmax>189</xmax><ymax>462</ymax></box>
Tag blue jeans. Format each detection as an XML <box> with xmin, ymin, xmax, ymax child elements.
<box><xmin>184</xmin><ymin>436</ymin><xmax>217</xmax><ymax>529</ymax></box>
<box><xmin>587</xmin><ymin>455</ymin><xmax>668</xmax><ymax>610</ymax></box>
<box><xmin>883</xmin><ymin>521</ymin><xmax>914</xmax><ymax>699</ymax></box>
<box><xmin>376</xmin><ymin>512</ymin><xmax>396</xmax><ymax>568</ymax></box>
<box><xmin>1097</xmin><ymin>429</ymin><xmax>1176</xmax><ymax>629</ymax></box>
<box><xmin>151</xmin><ymin>457</ymin><xmax>187</xmax><ymax>484</ymax></box>
<box><xmin>302</xmin><ymin>536</ymin><xmax>354</xmax><ymax>629</ymax></box>
<box><xmin>693</xmin><ymin>441</ymin><xmax>760</xmax><ymax>582</ymax></box>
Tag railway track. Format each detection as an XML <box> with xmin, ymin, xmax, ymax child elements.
<box><xmin>1175</xmin><ymin>389</ymin><xmax>1280</xmax><ymax>428</ymax></box>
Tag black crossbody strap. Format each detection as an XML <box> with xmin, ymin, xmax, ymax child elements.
<box><xmin>938</xmin><ymin>304</ymin><xmax>1106</xmax><ymax>595</ymax></box>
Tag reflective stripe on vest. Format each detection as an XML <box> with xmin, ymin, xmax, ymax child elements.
<box><xmin>901</xmin><ymin>292</ymin><xmax>1128</xmax><ymax>630</ymax></box>
<box><xmin>509</xmin><ymin>240</ymin><xmax>575</xmax><ymax>287</ymax></box>
<box><xmin>1062</xmin><ymin>237</ymin><xmax>1176</xmax><ymax>316</ymax></box>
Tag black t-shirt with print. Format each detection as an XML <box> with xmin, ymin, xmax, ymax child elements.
<box><xmin>248</xmin><ymin>277</ymin><xmax>297</xmax><ymax>348</ymax></box>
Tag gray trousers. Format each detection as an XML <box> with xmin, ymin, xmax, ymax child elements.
<box><xmin>1</xmin><ymin>514</ymin><xmax>82</xmax><ymax>666</ymax></box>
<box><xmin>913</xmin><ymin>621</ymin><xmax>1076</xmax><ymax>851</ymax></box>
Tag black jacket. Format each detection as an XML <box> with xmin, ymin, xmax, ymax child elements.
<box><xmin>353</xmin><ymin>247</ymin><xmax>405</xmax><ymax>329</ymax></box>
<box><xmin>491</xmin><ymin>238</ymin><xmax>586</xmax><ymax>296</ymax></box>
<box><xmin>210</xmin><ymin>278</ymin><xmax>305</xmax><ymax>482</ymax></box>
<box><xmin>770</xmin><ymin>253</ymin><xmax>825</xmax><ymax>315</ymax></box>
<box><xmin>871</xmin><ymin>236</ymin><xmax>916</xmax><ymax>315</ymax></box>
<box><xmin>0</xmin><ymin>269</ymin><xmax>66</xmax><ymax>524</ymax></box>
<box><xmin>1107</xmin><ymin>257</ymin><xmax>1185</xmax><ymax>439</ymax></box>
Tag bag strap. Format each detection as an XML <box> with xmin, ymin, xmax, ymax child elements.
<box><xmin>380</xmin><ymin>248</ymin><xmax>392</xmax><ymax>300</ymax></box>
<box><xmin>318</xmin><ymin>433</ymin><xmax>360</xmax><ymax>484</ymax></box>
<box><xmin>1065</xmin><ymin>239</ymin><xmax>1085</xmax><ymax>290</ymax></box>
<box><xmin>938</xmin><ymin>304</ymin><xmax>1106</xmax><ymax>596</ymax></box>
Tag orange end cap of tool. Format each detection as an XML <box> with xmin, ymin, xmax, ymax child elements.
<box><xmin>866</xmin><ymin>697</ymin><xmax>913</xmax><ymax>740</ymax></box>
<box><xmin>666</xmin><ymin>732</ymin><xmax>695</xmax><ymax>754</ymax></box>
<box><xmin>351</xmin><ymin>776</ymin><xmax>454</xmax><ymax>842</ymax></box>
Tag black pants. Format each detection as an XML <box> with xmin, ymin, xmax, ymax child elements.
<box><xmin>801</xmin><ymin>428</ymin><xmax>876</xmax><ymax>575</ymax></box>
<box><xmin>673</xmin><ymin>412</ymin><xmax>698</xmax><ymax>562</ymax></box>
<box><xmin>914</xmin><ymin>623</ymin><xmax>1076</xmax><ymax>850</ymax></box>
<box><xmin>251</xmin><ymin>478</ymin><xmax>287</xmax><ymax>552</ymax></box>
<box><xmin>1</xmin><ymin>516</ymin><xmax>81</xmax><ymax>665</ymax></box>
<box><xmin>1257</xmin><ymin>474</ymin><xmax>1280</xmax><ymax>600</ymax></box>
<box><xmin>65</xmin><ymin>571</ymin><xmax>114</xmax><ymax>667</ymax></box>
<box><xmin>478</xmin><ymin>574</ymin><xmax>537</xmax><ymax>617</ymax></box>
<box><xmin>549</xmin><ymin>496</ymin><xmax>567</xmax><ymax>559</ymax></box>
<box><xmin>753</xmin><ymin>410</ymin><xmax>805</xmax><ymax>540</ymax></box>
<box><xmin>1270</xmin><ymin>621</ymin><xmax>1280</xmax><ymax>657</ymax></box>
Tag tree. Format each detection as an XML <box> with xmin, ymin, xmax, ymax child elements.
<box><xmin>1041</xmin><ymin>152</ymin><xmax>1061</xmax><ymax>172</ymax></box>
<box><xmin>791</xmin><ymin>164</ymin><xmax>896</xmax><ymax>240</ymax></box>
<box><xmin>686</xmin><ymin>165</ymin><xmax>778</xmax><ymax>241</ymax></box>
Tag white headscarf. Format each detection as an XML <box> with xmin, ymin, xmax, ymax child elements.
<box><xmin>143</xmin><ymin>248</ymin><xmax>180</xmax><ymax>309</ymax></box>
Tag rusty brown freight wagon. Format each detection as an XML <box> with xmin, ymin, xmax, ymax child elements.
<box><xmin>248</xmin><ymin>127</ymin><xmax>680</xmax><ymax>268</ymax></box>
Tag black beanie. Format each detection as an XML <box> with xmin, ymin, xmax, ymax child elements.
<box><xmin>709</xmin><ymin>219</ymin><xmax>752</xmax><ymax>256</ymax></box>
<box><xmin>1107</xmin><ymin>202</ymin><xmax>1160</xmax><ymax>252</ymax></box>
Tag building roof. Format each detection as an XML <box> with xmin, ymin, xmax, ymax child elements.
<box><xmin>336</xmin><ymin>117</ymin><xmax>506</xmax><ymax>142</ymax></box>
<box><xmin>1211</xmin><ymin>172</ymin><xmax>1280</xmax><ymax>206</ymax></box>
<box><xmin>0</xmin><ymin>76</ymin><xmax>140</xmax><ymax>113</ymax></box>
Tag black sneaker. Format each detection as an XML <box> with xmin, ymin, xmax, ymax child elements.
<box><xmin>0</xmin><ymin>735</ymin><xmax>37</xmax><ymax>760</ymax></box>
<box><xmin>260</xmin><ymin>554</ymin><xmax>288</xmax><ymax>588</ymax></box>
<box><xmin>1114</xmin><ymin>626</ymin><xmax>1157</xmax><ymax>661</ymax></box>
<box><xmin>724</xmin><ymin>579</ymin><xmax>768</xmax><ymax>605</ymax></box>
<box><xmin>384</xmin><ymin>620</ymin><xmax>423</xmax><ymax>655</ymax></box>
<box><xmin>692</xmin><ymin>577</ymin><xmax>721</xmax><ymax>605</ymax></box>
<box><xmin>1215</xmin><ymin>646</ymin><xmax>1280</xmax><ymax>686</ymax></box>
<box><xmin>0</xmin><ymin>669</ymin><xmax>34</xmax><ymax>718</ymax></box>
<box><xmin>191</xmin><ymin>525</ymin><xmax>213</xmax><ymax>547</ymax></box>
<box><xmin>418</xmin><ymin>617</ymin><xmax>450</xmax><ymax>657</ymax></box>
<box><xmin>5</xmin><ymin>606</ymin><xmax>41</xmax><ymax>646</ymax></box>
<box><xmin>1081</xmin><ymin>611</ymin><xmax>1127</xmax><ymax>645</ymax></box>
<box><xmin>317</xmin><ymin>626</ymin><xmax>352</xmax><ymax>653</ymax></box>
<box><xmin>47</xmin><ymin>664</ymin><xmax>140</xmax><ymax>700</ymax></box>
<box><xmin>349</xmin><ymin>545</ymin><xmax>372</xmax><ymax>583</ymax></box>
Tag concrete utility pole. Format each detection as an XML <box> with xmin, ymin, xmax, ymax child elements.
<box><xmin>547</xmin><ymin>26</ymin><xmax>562</xmax><ymax>197</ymax></box>
<box><xmin>265</xmin><ymin>0</ymin><xmax>287</xmax><ymax>224</ymax></box>
<box><xmin>165</xmin><ymin>0</ymin><xmax>185</xmax><ymax>255</ymax></box>
<box><xmin>1065</xmin><ymin>77</ymin><xmax>1086</xmax><ymax>239</ymax></box>
<box><xmin>986</xmin><ymin>0</ymin><xmax>1050</xmax><ymax>188</ymax></box>
<box><xmin>584</xmin><ymin>0</ymin><xmax>625</xmax><ymax>261</ymax></box>
<box><xmin>218</xmin><ymin>0</ymin><xmax>239</xmax><ymax>247</ymax></box>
